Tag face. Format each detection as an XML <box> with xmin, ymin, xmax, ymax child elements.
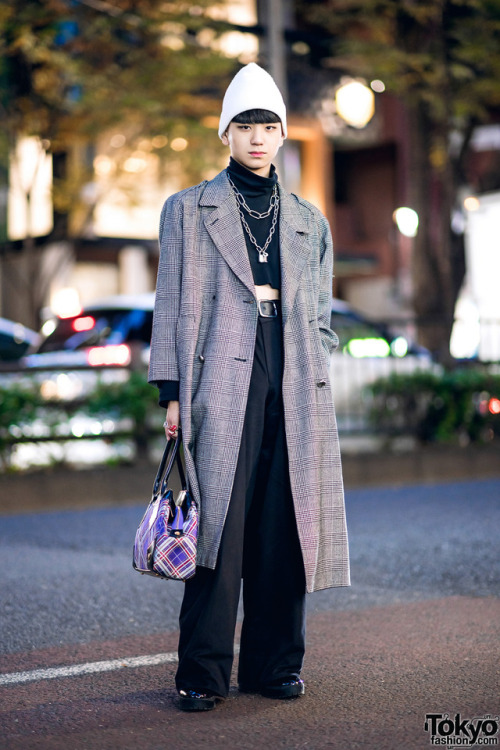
<box><xmin>221</xmin><ymin>121</ymin><xmax>284</xmax><ymax>177</ymax></box>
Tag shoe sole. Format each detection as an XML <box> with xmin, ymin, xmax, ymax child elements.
<box><xmin>261</xmin><ymin>681</ymin><xmax>305</xmax><ymax>699</ymax></box>
<box><xmin>178</xmin><ymin>695</ymin><xmax>221</xmax><ymax>711</ymax></box>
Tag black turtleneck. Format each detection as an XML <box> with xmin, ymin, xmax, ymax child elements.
<box><xmin>226</xmin><ymin>157</ymin><xmax>281</xmax><ymax>289</ymax></box>
<box><xmin>157</xmin><ymin>159</ymin><xmax>282</xmax><ymax>408</ymax></box>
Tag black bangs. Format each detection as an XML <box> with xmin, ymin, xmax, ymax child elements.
<box><xmin>231</xmin><ymin>109</ymin><xmax>281</xmax><ymax>124</ymax></box>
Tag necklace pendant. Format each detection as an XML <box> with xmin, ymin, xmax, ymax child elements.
<box><xmin>259</xmin><ymin>253</ymin><xmax>268</xmax><ymax>263</ymax></box>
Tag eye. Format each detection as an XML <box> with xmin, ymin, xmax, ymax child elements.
<box><xmin>265</xmin><ymin>125</ymin><xmax>278</xmax><ymax>131</ymax></box>
<box><xmin>237</xmin><ymin>124</ymin><xmax>251</xmax><ymax>130</ymax></box>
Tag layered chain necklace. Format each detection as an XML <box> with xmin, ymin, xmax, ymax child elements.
<box><xmin>227</xmin><ymin>173</ymin><xmax>280</xmax><ymax>263</ymax></box>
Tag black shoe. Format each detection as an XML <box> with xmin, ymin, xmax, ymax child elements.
<box><xmin>178</xmin><ymin>689</ymin><xmax>222</xmax><ymax>711</ymax></box>
<box><xmin>261</xmin><ymin>679</ymin><xmax>305</xmax><ymax>699</ymax></box>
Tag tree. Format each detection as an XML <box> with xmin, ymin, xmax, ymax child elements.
<box><xmin>296</xmin><ymin>0</ymin><xmax>500</xmax><ymax>363</ymax></box>
<box><xmin>0</xmin><ymin>0</ymin><xmax>234</xmax><ymax>326</ymax></box>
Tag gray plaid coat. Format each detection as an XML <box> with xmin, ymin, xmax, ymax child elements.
<box><xmin>149</xmin><ymin>169</ymin><xmax>350</xmax><ymax>592</ymax></box>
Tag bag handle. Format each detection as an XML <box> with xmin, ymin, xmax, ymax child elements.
<box><xmin>152</xmin><ymin>433</ymin><xmax>179</xmax><ymax>497</ymax></box>
<box><xmin>155</xmin><ymin>431</ymin><xmax>188</xmax><ymax>500</ymax></box>
<box><xmin>174</xmin><ymin>443</ymin><xmax>188</xmax><ymax>492</ymax></box>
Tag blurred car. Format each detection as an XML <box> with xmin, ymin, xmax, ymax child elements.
<box><xmin>0</xmin><ymin>317</ymin><xmax>40</xmax><ymax>362</ymax></box>
<box><xmin>26</xmin><ymin>293</ymin><xmax>154</xmax><ymax>368</ymax></box>
<box><xmin>0</xmin><ymin>293</ymin><xmax>441</xmax><ymax>470</ymax></box>
<box><xmin>330</xmin><ymin>298</ymin><xmax>430</xmax><ymax>359</ymax></box>
<box><xmin>20</xmin><ymin>293</ymin><xmax>155</xmax><ymax>400</ymax></box>
<box><xmin>329</xmin><ymin>299</ymin><xmax>436</xmax><ymax>430</ymax></box>
<box><xmin>0</xmin><ymin>296</ymin><xmax>156</xmax><ymax>471</ymax></box>
<box><xmin>12</xmin><ymin>292</ymin><xmax>434</xmax><ymax>421</ymax></box>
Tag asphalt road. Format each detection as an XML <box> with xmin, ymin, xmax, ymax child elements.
<box><xmin>1</xmin><ymin>477</ymin><xmax>499</xmax><ymax>749</ymax></box>
<box><xmin>1</xmin><ymin>478</ymin><xmax>498</xmax><ymax>655</ymax></box>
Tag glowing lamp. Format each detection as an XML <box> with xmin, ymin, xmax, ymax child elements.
<box><xmin>393</xmin><ymin>207</ymin><xmax>419</xmax><ymax>238</ymax></box>
<box><xmin>463</xmin><ymin>196</ymin><xmax>480</xmax><ymax>212</ymax></box>
<box><xmin>51</xmin><ymin>288</ymin><xmax>81</xmax><ymax>319</ymax></box>
<box><xmin>335</xmin><ymin>81</ymin><xmax>375</xmax><ymax>128</ymax></box>
<box><xmin>489</xmin><ymin>398</ymin><xmax>500</xmax><ymax>415</ymax></box>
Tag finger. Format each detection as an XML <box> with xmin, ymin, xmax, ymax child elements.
<box><xmin>167</xmin><ymin>424</ymin><xmax>178</xmax><ymax>440</ymax></box>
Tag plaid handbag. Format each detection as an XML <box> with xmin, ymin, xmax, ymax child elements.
<box><xmin>132</xmin><ymin>432</ymin><xmax>198</xmax><ymax>581</ymax></box>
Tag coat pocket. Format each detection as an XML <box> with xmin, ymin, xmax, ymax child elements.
<box><xmin>309</xmin><ymin>318</ymin><xmax>334</xmax><ymax>371</ymax></box>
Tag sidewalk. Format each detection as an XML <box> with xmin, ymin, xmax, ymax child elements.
<box><xmin>1</xmin><ymin>596</ymin><xmax>498</xmax><ymax>749</ymax></box>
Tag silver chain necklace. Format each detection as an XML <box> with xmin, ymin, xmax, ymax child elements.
<box><xmin>227</xmin><ymin>174</ymin><xmax>280</xmax><ymax>263</ymax></box>
<box><xmin>227</xmin><ymin>174</ymin><xmax>279</xmax><ymax>218</ymax></box>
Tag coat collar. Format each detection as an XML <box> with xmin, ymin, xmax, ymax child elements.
<box><xmin>200</xmin><ymin>170</ymin><xmax>311</xmax><ymax>323</ymax></box>
<box><xmin>201</xmin><ymin>171</ymin><xmax>255</xmax><ymax>297</ymax></box>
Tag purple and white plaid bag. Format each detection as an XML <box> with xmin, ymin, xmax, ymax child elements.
<box><xmin>133</xmin><ymin>433</ymin><xmax>198</xmax><ymax>581</ymax></box>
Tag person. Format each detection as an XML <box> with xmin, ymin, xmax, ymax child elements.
<box><xmin>148</xmin><ymin>62</ymin><xmax>350</xmax><ymax>712</ymax></box>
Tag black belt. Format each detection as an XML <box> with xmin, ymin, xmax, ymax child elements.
<box><xmin>258</xmin><ymin>299</ymin><xmax>280</xmax><ymax>318</ymax></box>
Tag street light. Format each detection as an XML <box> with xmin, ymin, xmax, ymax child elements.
<box><xmin>335</xmin><ymin>80</ymin><xmax>375</xmax><ymax>128</ymax></box>
<box><xmin>393</xmin><ymin>207</ymin><xmax>419</xmax><ymax>237</ymax></box>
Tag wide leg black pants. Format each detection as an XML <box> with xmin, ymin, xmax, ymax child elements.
<box><xmin>175</xmin><ymin>311</ymin><xmax>307</xmax><ymax>698</ymax></box>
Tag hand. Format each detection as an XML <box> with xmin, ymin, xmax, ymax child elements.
<box><xmin>164</xmin><ymin>401</ymin><xmax>180</xmax><ymax>441</ymax></box>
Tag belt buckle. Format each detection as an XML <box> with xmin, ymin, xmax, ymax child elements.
<box><xmin>258</xmin><ymin>300</ymin><xmax>278</xmax><ymax>318</ymax></box>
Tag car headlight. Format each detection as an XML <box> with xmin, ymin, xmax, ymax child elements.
<box><xmin>390</xmin><ymin>336</ymin><xmax>409</xmax><ymax>357</ymax></box>
<box><xmin>344</xmin><ymin>338</ymin><xmax>391</xmax><ymax>358</ymax></box>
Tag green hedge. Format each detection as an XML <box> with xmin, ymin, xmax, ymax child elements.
<box><xmin>0</xmin><ymin>382</ymin><xmax>44</xmax><ymax>459</ymax></box>
<box><xmin>367</xmin><ymin>369</ymin><xmax>500</xmax><ymax>443</ymax></box>
<box><xmin>85</xmin><ymin>371</ymin><xmax>158</xmax><ymax>424</ymax></box>
<box><xmin>3</xmin><ymin>367</ymin><xmax>500</xmax><ymax>469</ymax></box>
<box><xmin>0</xmin><ymin>372</ymin><xmax>159</xmax><ymax>469</ymax></box>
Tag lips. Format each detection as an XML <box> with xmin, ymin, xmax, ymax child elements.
<box><xmin>249</xmin><ymin>152</ymin><xmax>265</xmax><ymax>157</ymax></box>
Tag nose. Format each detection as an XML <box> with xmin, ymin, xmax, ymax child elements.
<box><xmin>250</xmin><ymin>126</ymin><xmax>264</xmax><ymax>144</ymax></box>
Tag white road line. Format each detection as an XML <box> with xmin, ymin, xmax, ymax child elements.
<box><xmin>0</xmin><ymin>651</ymin><xmax>179</xmax><ymax>687</ymax></box>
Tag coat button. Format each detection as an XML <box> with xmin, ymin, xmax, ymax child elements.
<box><xmin>316</xmin><ymin>379</ymin><xmax>326</xmax><ymax>388</ymax></box>
<box><xmin>198</xmin><ymin>354</ymin><xmax>205</xmax><ymax>362</ymax></box>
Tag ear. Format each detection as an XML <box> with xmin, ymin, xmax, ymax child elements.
<box><xmin>221</xmin><ymin>131</ymin><xmax>229</xmax><ymax>146</ymax></box>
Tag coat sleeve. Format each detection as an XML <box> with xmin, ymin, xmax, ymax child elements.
<box><xmin>317</xmin><ymin>213</ymin><xmax>340</xmax><ymax>356</ymax></box>
<box><xmin>156</xmin><ymin>380</ymin><xmax>180</xmax><ymax>407</ymax></box>
<box><xmin>148</xmin><ymin>195</ymin><xmax>184</xmax><ymax>384</ymax></box>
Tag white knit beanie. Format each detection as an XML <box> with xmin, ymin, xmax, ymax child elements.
<box><xmin>218</xmin><ymin>63</ymin><xmax>287</xmax><ymax>139</ymax></box>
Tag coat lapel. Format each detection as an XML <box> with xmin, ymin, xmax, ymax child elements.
<box><xmin>201</xmin><ymin>171</ymin><xmax>255</xmax><ymax>297</ymax></box>
<box><xmin>279</xmin><ymin>187</ymin><xmax>310</xmax><ymax>325</ymax></box>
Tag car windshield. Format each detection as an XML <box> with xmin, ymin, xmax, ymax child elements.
<box><xmin>38</xmin><ymin>308</ymin><xmax>152</xmax><ymax>353</ymax></box>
